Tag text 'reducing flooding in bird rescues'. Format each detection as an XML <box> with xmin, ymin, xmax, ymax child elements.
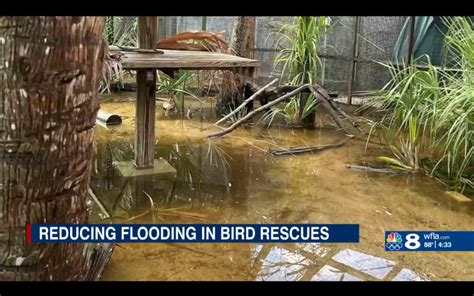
<box><xmin>28</xmin><ymin>224</ymin><xmax>359</xmax><ymax>243</ymax></box>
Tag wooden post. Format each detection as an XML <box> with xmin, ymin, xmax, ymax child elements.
<box><xmin>300</xmin><ymin>16</ymin><xmax>315</xmax><ymax>129</ymax></box>
<box><xmin>135</xmin><ymin>16</ymin><xmax>158</xmax><ymax>169</ymax></box>
<box><xmin>247</xmin><ymin>17</ymin><xmax>256</xmax><ymax>59</ymax></box>
<box><xmin>201</xmin><ymin>16</ymin><xmax>207</xmax><ymax>31</ymax></box>
<box><xmin>406</xmin><ymin>16</ymin><xmax>416</xmax><ymax>67</ymax></box>
<box><xmin>347</xmin><ymin>16</ymin><xmax>360</xmax><ymax>105</ymax></box>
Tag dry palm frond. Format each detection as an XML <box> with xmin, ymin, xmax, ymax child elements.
<box><xmin>156</xmin><ymin>31</ymin><xmax>230</xmax><ymax>53</ymax></box>
<box><xmin>100</xmin><ymin>51</ymin><xmax>124</xmax><ymax>93</ymax></box>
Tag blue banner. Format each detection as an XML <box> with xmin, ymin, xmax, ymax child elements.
<box><xmin>28</xmin><ymin>224</ymin><xmax>359</xmax><ymax>243</ymax></box>
<box><xmin>385</xmin><ymin>231</ymin><xmax>474</xmax><ymax>252</ymax></box>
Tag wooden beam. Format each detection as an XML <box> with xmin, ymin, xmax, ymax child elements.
<box><xmin>406</xmin><ymin>16</ymin><xmax>416</xmax><ymax>67</ymax></box>
<box><xmin>201</xmin><ymin>16</ymin><xmax>207</xmax><ymax>31</ymax></box>
<box><xmin>347</xmin><ymin>16</ymin><xmax>360</xmax><ymax>105</ymax></box>
<box><xmin>109</xmin><ymin>49</ymin><xmax>260</xmax><ymax>70</ymax></box>
<box><xmin>138</xmin><ymin>16</ymin><xmax>158</xmax><ymax>49</ymax></box>
<box><xmin>247</xmin><ymin>17</ymin><xmax>256</xmax><ymax>59</ymax></box>
<box><xmin>135</xmin><ymin>70</ymin><xmax>156</xmax><ymax>168</ymax></box>
<box><xmin>135</xmin><ymin>17</ymin><xmax>158</xmax><ymax>169</ymax></box>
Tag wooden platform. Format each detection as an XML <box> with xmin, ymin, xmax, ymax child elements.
<box><xmin>109</xmin><ymin>20</ymin><xmax>261</xmax><ymax>171</ymax></box>
<box><xmin>111</xmin><ymin>49</ymin><xmax>260</xmax><ymax>77</ymax></box>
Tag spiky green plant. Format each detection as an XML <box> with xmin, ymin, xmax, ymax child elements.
<box><xmin>262</xmin><ymin>16</ymin><xmax>334</xmax><ymax>127</ymax></box>
<box><xmin>272</xmin><ymin>16</ymin><xmax>333</xmax><ymax>85</ymax></box>
<box><xmin>367</xmin><ymin>17</ymin><xmax>474</xmax><ymax>193</ymax></box>
<box><xmin>111</xmin><ymin>17</ymin><xmax>138</xmax><ymax>47</ymax></box>
<box><xmin>259</xmin><ymin>96</ymin><xmax>318</xmax><ymax>127</ymax></box>
<box><xmin>158</xmin><ymin>71</ymin><xmax>201</xmax><ymax>116</ymax></box>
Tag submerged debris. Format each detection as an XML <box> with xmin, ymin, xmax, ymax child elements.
<box><xmin>345</xmin><ymin>164</ymin><xmax>411</xmax><ymax>175</ymax></box>
<box><xmin>445</xmin><ymin>191</ymin><xmax>472</xmax><ymax>203</ymax></box>
<box><xmin>268</xmin><ymin>142</ymin><xmax>344</xmax><ymax>156</ymax></box>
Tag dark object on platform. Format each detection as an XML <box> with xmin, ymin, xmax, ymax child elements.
<box><xmin>97</xmin><ymin>110</ymin><xmax>122</xmax><ymax>125</ymax></box>
<box><xmin>269</xmin><ymin>142</ymin><xmax>345</xmax><ymax>156</ymax></box>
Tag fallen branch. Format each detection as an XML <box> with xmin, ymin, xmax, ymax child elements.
<box><xmin>243</xmin><ymin>80</ymin><xmax>339</xmax><ymax>103</ymax></box>
<box><xmin>128</xmin><ymin>210</ymin><xmax>152</xmax><ymax>221</ymax></box>
<box><xmin>327</xmin><ymin>98</ymin><xmax>366</xmax><ymax>134</ymax></box>
<box><xmin>155</xmin><ymin>208</ymin><xmax>209</xmax><ymax>221</ymax></box>
<box><xmin>309</xmin><ymin>85</ymin><xmax>354</xmax><ymax>137</ymax></box>
<box><xmin>203</xmin><ymin>78</ymin><xmax>278</xmax><ymax>130</ymax></box>
<box><xmin>310</xmin><ymin>85</ymin><xmax>365</xmax><ymax>134</ymax></box>
<box><xmin>269</xmin><ymin>142</ymin><xmax>345</xmax><ymax>156</ymax></box>
<box><xmin>165</xmin><ymin>243</ymin><xmax>216</xmax><ymax>258</ymax></box>
<box><xmin>345</xmin><ymin>164</ymin><xmax>410</xmax><ymax>175</ymax></box>
<box><xmin>208</xmin><ymin>84</ymin><xmax>311</xmax><ymax>138</ymax></box>
<box><xmin>209</xmin><ymin>82</ymin><xmax>363</xmax><ymax>138</ymax></box>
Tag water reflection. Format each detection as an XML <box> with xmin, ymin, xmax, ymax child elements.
<box><xmin>90</xmin><ymin>137</ymin><xmax>263</xmax><ymax>222</ymax></box>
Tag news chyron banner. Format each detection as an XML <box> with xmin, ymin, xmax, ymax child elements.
<box><xmin>26</xmin><ymin>224</ymin><xmax>474</xmax><ymax>252</ymax></box>
<box><xmin>27</xmin><ymin>224</ymin><xmax>359</xmax><ymax>244</ymax></box>
<box><xmin>385</xmin><ymin>231</ymin><xmax>474</xmax><ymax>252</ymax></box>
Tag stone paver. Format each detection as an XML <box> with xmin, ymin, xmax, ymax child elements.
<box><xmin>297</xmin><ymin>243</ymin><xmax>329</xmax><ymax>257</ymax></box>
<box><xmin>332</xmin><ymin>249</ymin><xmax>395</xmax><ymax>280</ymax></box>
<box><xmin>392</xmin><ymin>268</ymin><xmax>427</xmax><ymax>281</ymax></box>
<box><xmin>311</xmin><ymin>264</ymin><xmax>363</xmax><ymax>281</ymax></box>
<box><xmin>254</xmin><ymin>246</ymin><xmax>427</xmax><ymax>282</ymax></box>
<box><xmin>256</xmin><ymin>247</ymin><xmax>311</xmax><ymax>281</ymax></box>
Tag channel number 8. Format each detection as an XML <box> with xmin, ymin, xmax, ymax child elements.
<box><xmin>405</xmin><ymin>233</ymin><xmax>421</xmax><ymax>250</ymax></box>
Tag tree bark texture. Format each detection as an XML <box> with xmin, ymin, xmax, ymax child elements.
<box><xmin>217</xmin><ymin>17</ymin><xmax>256</xmax><ymax>116</ymax></box>
<box><xmin>0</xmin><ymin>16</ymin><xmax>105</xmax><ymax>280</ymax></box>
<box><xmin>230</xmin><ymin>16</ymin><xmax>255</xmax><ymax>58</ymax></box>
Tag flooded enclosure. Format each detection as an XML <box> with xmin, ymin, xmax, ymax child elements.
<box><xmin>1</xmin><ymin>16</ymin><xmax>473</xmax><ymax>287</ymax></box>
<box><xmin>91</xmin><ymin>98</ymin><xmax>473</xmax><ymax>281</ymax></box>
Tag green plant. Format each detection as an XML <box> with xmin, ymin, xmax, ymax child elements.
<box><xmin>259</xmin><ymin>96</ymin><xmax>318</xmax><ymax>127</ymax></box>
<box><xmin>367</xmin><ymin>17</ymin><xmax>474</xmax><ymax>192</ymax></box>
<box><xmin>221</xmin><ymin>104</ymin><xmax>248</xmax><ymax>124</ymax></box>
<box><xmin>158</xmin><ymin>71</ymin><xmax>201</xmax><ymax>116</ymax></box>
<box><xmin>271</xmin><ymin>16</ymin><xmax>334</xmax><ymax>85</ymax></box>
<box><xmin>263</xmin><ymin>16</ymin><xmax>334</xmax><ymax>126</ymax></box>
<box><xmin>104</xmin><ymin>16</ymin><xmax>115</xmax><ymax>45</ymax></box>
<box><xmin>111</xmin><ymin>16</ymin><xmax>138</xmax><ymax>47</ymax></box>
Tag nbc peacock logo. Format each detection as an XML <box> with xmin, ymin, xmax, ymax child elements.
<box><xmin>386</xmin><ymin>232</ymin><xmax>403</xmax><ymax>251</ymax></box>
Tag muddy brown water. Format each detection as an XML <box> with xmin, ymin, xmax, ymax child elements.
<box><xmin>91</xmin><ymin>97</ymin><xmax>473</xmax><ymax>281</ymax></box>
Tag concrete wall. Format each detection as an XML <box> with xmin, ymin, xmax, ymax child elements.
<box><xmin>158</xmin><ymin>16</ymin><xmax>408</xmax><ymax>94</ymax></box>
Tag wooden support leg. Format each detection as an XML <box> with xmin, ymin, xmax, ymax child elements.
<box><xmin>135</xmin><ymin>69</ymin><xmax>156</xmax><ymax>169</ymax></box>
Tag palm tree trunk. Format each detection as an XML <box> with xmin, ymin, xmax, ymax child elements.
<box><xmin>230</xmin><ymin>16</ymin><xmax>255</xmax><ymax>58</ymax></box>
<box><xmin>0</xmin><ymin>16</ymin><xmax>105</xmax><ymax>280</ymax></box>
<box><xmin>217</xmin><ymin>17</ymin><xmax>256</xmax><ymax>116</ymax></box>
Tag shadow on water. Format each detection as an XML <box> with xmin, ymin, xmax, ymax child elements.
<box><xmin>89</xmin><ymin>100</ymin><xmax>474</xmax><ymax>281</ymax></box>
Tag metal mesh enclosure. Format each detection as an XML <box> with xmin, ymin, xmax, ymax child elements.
<box><xmin>156</xmin><ymin>16</ymin><xmax>408</xmax><ymax>95</ymax></box>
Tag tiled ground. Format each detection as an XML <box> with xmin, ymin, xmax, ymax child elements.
<box><xmin>253</xmin><ymin>244</ymin><xmax>430</xmax><ymax>281</ymax></box>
